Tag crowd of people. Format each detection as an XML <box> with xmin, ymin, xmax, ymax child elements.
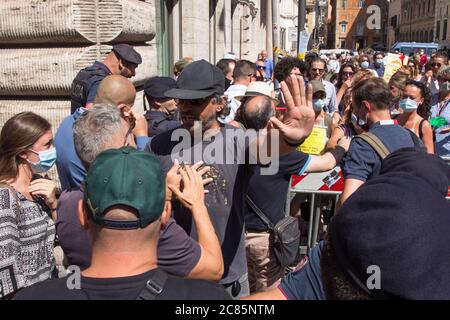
<box><xmin>1</xmin><ymin>44</ymin><xmax>449</xmax><ymax>300</ymax></box>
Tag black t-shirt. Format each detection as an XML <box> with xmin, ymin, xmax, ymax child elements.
<box><xmin>245</xmin><ymin>150</ymin><xmax>310</xmax><ymax>231</ymax></box>
<box><xmin>14</xmin><ymin>268</ymin><xmax>231</xmax><ymax>300</ymax></box>
<box><xmin>146</xmin><ymin>124</ymin><xmax>254</xmax><ymax>285</ymax></box>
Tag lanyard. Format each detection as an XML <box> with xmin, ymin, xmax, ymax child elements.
<box><xmin>438</xmin><ymin>99</ymin><xmax>450</xmax><ymax>116</ymax></box>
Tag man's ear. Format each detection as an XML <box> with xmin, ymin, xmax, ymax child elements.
<box><xmin>77</xmin><ymin>199</ymin><xmax>89</xmax><ymax>230</ymax></box>
<box><xmin>160</xmin><ymin>201</ymin><xmax>171</xmax><ymax>230</ymax></box>
<box><xmin>362</xmin><ymin>100</ymin><xmax>372</xmax><ymax>112</ymax></box>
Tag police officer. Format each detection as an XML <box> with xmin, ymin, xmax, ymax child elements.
<box><xmin>143</xmin><ymin>77</ymin><xmax>180</xmax><ymax>137</ymax></box>
<box><xmin>70</xmin><ymin>44</ymin><xmax>142</xmax><ymax>114</ymax></box>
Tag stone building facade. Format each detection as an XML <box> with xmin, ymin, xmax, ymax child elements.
<box><xmin>398</xmin><ymin>0</ymin><xmax>436</xmax><ymax>42</ymax></box>
<box><xmin>0</xmin><ymin>0</ymin><xmax>157</xmax><ymax>130</ymax></box>
<box><xmin>155</xmin><ymin>0</ymin><xmax>276</xmax><ymax>75</ymax></box>
<box><xmin>434</xmin><ymin>0</ymin><xmax>449</xmax><ymax>49</ymax></box>
<box><xmin>387</xmin><ymin>0</ymin><xmax>402</xmax><ymax>48</ymax></box>
<box><xmin>328</xmin><ymin>0</ymin><xmax>388</xmax><ymax>50</ymax></box>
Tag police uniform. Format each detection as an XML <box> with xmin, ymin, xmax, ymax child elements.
<box><xmin>143</xmin><ymin>76</ymin><xmax>180</xmax><ymax>137</ymax></box>
<box><xmin>70</xmin><ymin>62</ymin><xmax>112</xmax><ymax>114</ymax></box>
<box><xmin>70</xmin><ymin>44</ymin><xmax>142</xmax><ymax>114</ymax></box>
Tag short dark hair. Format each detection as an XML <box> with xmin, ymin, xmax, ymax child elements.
<box><xmin>308</xmin><ymin>57</ymin><xmax>327</xmax><ymax>72</ymax></box>
<box><xmin>216</xmin><ymin>58</ymin><xmax>235</xmax><ymax>75</ymax></box>
<box><xmin>232</xmin><ymin>60</ymin><xmax>257</xmax><ymax>80</ymax></box>
<box><xmin>433</xmin><ymin>52</ymin><xmax>448</xmax><ymax>64</ymax></box>
<box><xmin>239</xmin><ymin>96</ymin><xmax>274</xmax><ymax>130</ymax></box>
<box><xmin>352</xmin><ymin>78</ymin><xmax>391</xmax><ymax>110</ymax></box>
<box><xmin>274</xmin><ymin>57</ymin><xmax>306</xmax><ymax>83</ymax></box>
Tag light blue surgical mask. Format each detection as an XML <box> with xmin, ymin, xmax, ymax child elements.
<box><xmin>376</xmin><ymin>59</ymin><xmax>384</xmax><ymax>65</ymax></box>
<box><xmin>27</xmin><ymin>147</ymin><xmax>57</xmax><ymax>173</ymax></box>
<box><xmin>312</xmin><ymin>99</ymin><xmax>326</xmax><ymax>111</ymax></box>
<box><xmin>399</xmin><ymin>98</ymin><xmax>418</xmax><ymax>112</ymax></box>
<box><xmin>441</xmin><ymin>81</ymin><xmax>450</xmax><ymax>91</ymax></box>
<box><xmin>361</xmin><ymin>61</ymin><xmax>369</xmax><ymax>69</ymax></box>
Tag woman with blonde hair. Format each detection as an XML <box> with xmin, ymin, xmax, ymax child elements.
<box><xmin>0</xmin><ymin>112</ymin><xmax>58</xmax><ymax>299</ymax></box>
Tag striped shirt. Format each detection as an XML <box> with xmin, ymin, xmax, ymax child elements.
<box><xmin>0</xmin><ymin>186</ymin><xmax>55</xmax><ymax>298</ymax></box>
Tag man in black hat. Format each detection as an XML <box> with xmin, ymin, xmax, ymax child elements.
<box><xmin>245</xmin><ymin>148</ymin><xmax>450</xmax><ymax>300</ymax></box>
<box><xmin>146</xmin><ymin>59</ymin><xmax>315</xmax><ymax>298</ymax></box>
<box><xmin>143</xmin><ymin>77</ymin><xmax>180</xmax><ymax>137</ymax></box>
<box><xmin>70</xmin><ymin>44</ymin><xmax>142</xmax><ymax>114</ymax></box>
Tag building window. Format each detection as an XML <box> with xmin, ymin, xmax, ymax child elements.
<box><xmin>342</xmin><ymin>0</ymin><xmax>346</xmax><ymax>9</ymax></box>
<box><xmin>356</xmin><ymin>22</ymin><xmax>364</xmax><ymax>35</ymax></box>
<box><xmin>340</xmin><ymin>39</ymin><xmax>346</xmax><ymax>48</ymax></box>
<box><xmin>341</xmin><ymin>23</ymin><xmax>347</xmax><ymax>33</ymax></box>
<box><xmin>444</xmin><ymin>20</ymin><xmax>448</xmax><ymax>41</ymax></box>
<box><xmin>436</xmin><ymin>20</ymin><xmax>441</xmax><ymax>39</ymax></box>
<box><xmin>358</xmin><ymin>0</ymin><xmax>364</xmax><ymax>8</ymax></box>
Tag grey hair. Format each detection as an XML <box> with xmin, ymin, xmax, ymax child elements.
<box><xmin>437</xmin><ymin>66</ymin><xmax>450</xmax><ymax>82</ymax></box>
<box><xmin>73</xmin><ymin>103</ymin><xmax>124</xmax><ymax>168</ymax></box>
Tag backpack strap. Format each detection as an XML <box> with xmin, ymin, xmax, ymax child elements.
<box><xmin>137</xmin><ymin>268</ymin><xmax>168</xmax><ymax>300</ymax></box>
<box><xmin>356</xmin><ymin>132</ymin><xmax>390</xmax><ymax>160</ymax></box>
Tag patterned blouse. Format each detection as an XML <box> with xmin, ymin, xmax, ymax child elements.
<box><xmin>0</xmin><ymin>186</ymin><xmax>55</xmax><ymax>298</ymax></box>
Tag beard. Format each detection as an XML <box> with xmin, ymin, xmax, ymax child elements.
<box><xmin>183</xmin><ymin>110</ymin><xmax>217</xmax><ymax>135</ymax></box>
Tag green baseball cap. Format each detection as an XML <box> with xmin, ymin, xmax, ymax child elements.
<box><xmin>83</xmin><ymin>147</ymin><xmax>166</xmax><ymax>230</ymax></box>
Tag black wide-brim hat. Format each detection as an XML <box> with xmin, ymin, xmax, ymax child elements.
<box><xmin>165</xmin><ymin>59</ymin><xmax>225</xmax><ymax>100</ymax></box>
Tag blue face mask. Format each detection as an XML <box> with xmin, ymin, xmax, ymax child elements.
<box><xmin>27</xmin><ymin>147</ymin><xmax>57</xmax><ymax>173</ymax></box>
<box><xmin>376</xmin><ymin>59</ymin><xmax>384</xmax><ymax>65</ymax></box>
<box><xmin>313</xmin><ymin>99</ymin><xmax>325</xmax><ymax>111</ymax></box>
<box><xmin>399</xmin><ymin>98</ymin><xmax>418</xmax><ymax>112</ymax></box>
<box><xmin>361</xmin><ymin>61</ymin><xmax>369</xmax><ymax>69</ymax></box>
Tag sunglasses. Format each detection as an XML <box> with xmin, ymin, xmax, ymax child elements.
<box><xmin>312</xmin><ymin>68</ymin><xmax>325</xmax><ymax>73</ymax></box>
<box><xmin>178</xmin><ymin>97</ymin><xmax>211</xmax><ymax>106</ymax></box>
<box><xmin>343</xmin><ymin>72</ymin><xmax>354</xmax><ymax>76</ymax></box>
<box><xmin>432</xmin><ymin>63</ymin><xmax>442</xmax><ymax>67</ymax></box>
<box><xmin>257</xmin><ymin>65</ymin><xmax>266</xmax><ymax>70</ymax></box>
<box><xmin>121</xmin><ymin>109</ymin><xmax>136</xmax><ymax>130</ymax></box>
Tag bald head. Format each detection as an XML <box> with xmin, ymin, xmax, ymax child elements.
<box><xmin>241</xmin><ymin>95</ymin><xmax>274</xmax><ymax>130</ymax></box>
<box><xmin>94</xmin><ymin>75</ymin><xmax>136</xmax><ymax>107</ymax></box>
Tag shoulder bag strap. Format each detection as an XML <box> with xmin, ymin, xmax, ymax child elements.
<box><xmin>246</xmin><ymin>195</ymin><xmax>274</xmax><ymax>230</ymax></box>
<box><xmin>137</xmin><ymin>268</ymin><xmax>168</xmax><ymax>300</ymax></box>
<box><xmin>356</xmin><ymin>132</ymin><xmax>390</xmax><ymax>160</ymax></box>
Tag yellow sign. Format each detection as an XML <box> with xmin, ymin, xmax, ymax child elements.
<box><xmin>298</xmin><ymin>126</ymin><xmax>327</xmax><ymax>155</ymax></box>
<box><xmin>383</xmin><ymin>53</ymin><xmax>403</xmax><ymax>83</ymax></box>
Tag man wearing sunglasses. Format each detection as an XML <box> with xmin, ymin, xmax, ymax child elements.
<box><xmin>308</xmin><ymin>57</ymin><xmax>337</xmax><ymax>115</ymax></box>
<box><xmin>424</xmin><ymin>52</ymin><xmax>449</xmax><ymax>95</ymax></box>
<box><xmin>146</xmin><ymin>59</ymin><xmax>316</xmax><ymax>298</ymax></box>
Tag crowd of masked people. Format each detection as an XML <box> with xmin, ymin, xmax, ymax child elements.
<box><xmin>0</xmin><ymin>44</ymin><xmax>449</xmax><ymax>300</ymax></box>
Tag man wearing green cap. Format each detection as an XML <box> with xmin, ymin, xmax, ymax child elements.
<box><xmin>15</xmin><ymin>147</ymin><xmax>231</xmax><ymax>300</ymax></box>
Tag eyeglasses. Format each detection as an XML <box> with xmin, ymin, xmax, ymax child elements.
<box><xmin>343</xmin><ymin>72</ymin><xmax>354</xmax><ymax>77</ymax></box>
<box><xmin>290</xmin><ymin>72</ymin><xmax>302</xmax><ymax>76</ymax></box>
<box><xmin>312</xmin><ymin>68</ymin><xmax>325</xmax><ymax>73</ymax></box>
